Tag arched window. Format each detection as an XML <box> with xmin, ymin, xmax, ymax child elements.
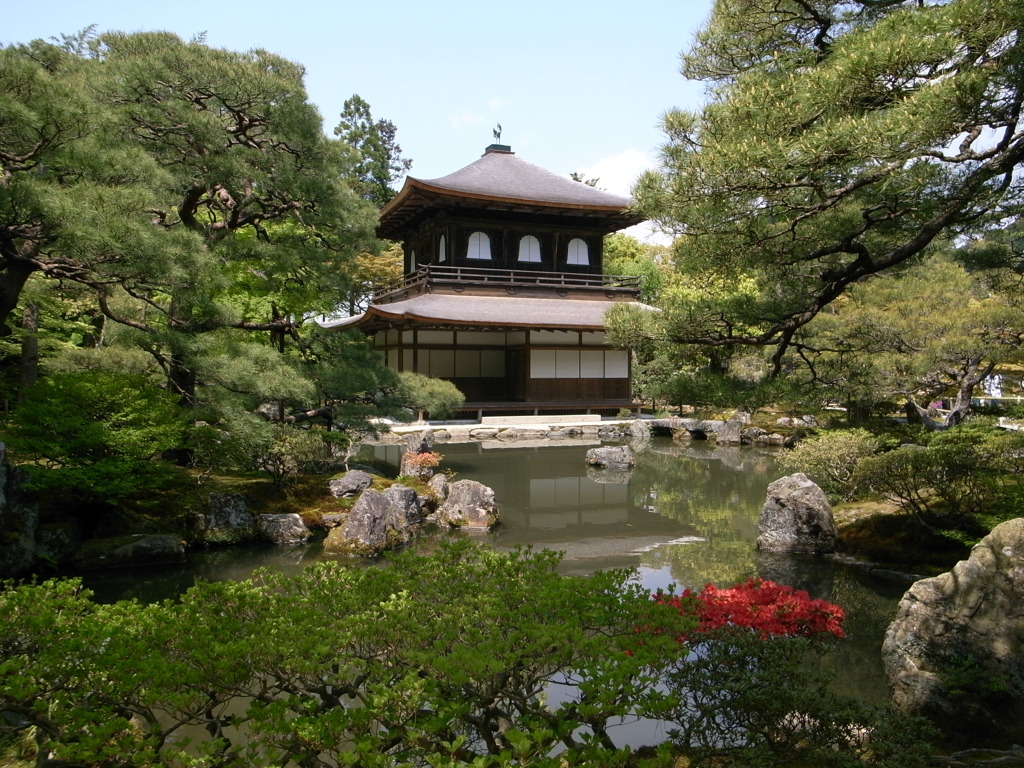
<box><xmin>567</xmin><ymin>238</ymin><xmax>589</xmax><ymax>265</ymax></box>
<box><xmin>438</xmin><ymin>235</ymin><xmax>447</xmax><ymax>263</ymax></box>
<box><xmin>467</xmin><ymin>231</ymin><xmax>491</xmax><ymax>260</ymax></box>
<box><xmin>518</xmin><ymin>235</ymin><xmax>541</xmax><ymax>263</ymax></box>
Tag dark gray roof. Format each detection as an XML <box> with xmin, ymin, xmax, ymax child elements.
<box><xmin>321</xmin><ymin>293</ymin><xmax>653</xmax><ymax>332</ymax></box>
<box><xmin>377</xmin><ymin>146</ymin><xmax>643</xmax><ymax>240</ymax></box>
<box><xmin>417</xmin><ymin>146</ymin><xmax>634</xmax><ymax>209</ymax></box>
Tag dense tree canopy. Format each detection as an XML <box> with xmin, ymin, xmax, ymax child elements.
<box><xmin>791</xmin><ymin>249</ymin><xmax>1024</xmax><ymax>425</ymax></box>
<box><xmin>0</xmin><ymin>30</ymin><xmax>429</xmax><ymax>498</ymax></box>
<box><xmin>634</xmin><ymin>0</ymin><xmax>1024</xmax><ymax>375</ymax></box>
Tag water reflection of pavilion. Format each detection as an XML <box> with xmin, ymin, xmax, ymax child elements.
<box><xmin>361</xmin><ymin>441</ymin><xmax>656</xmax><ymax>531</ymax></box>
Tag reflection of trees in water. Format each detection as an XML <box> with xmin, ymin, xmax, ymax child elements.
<box><xmin>632</xmin><ymin>442</ymin><xmax>783</xmax><ymax>588</ymax></box>
<box><xmin>815</xmin><ymin>570</ymin><xmax>908</xmax><ymax>703</ymax></box>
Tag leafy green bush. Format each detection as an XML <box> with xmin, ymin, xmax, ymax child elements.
<box><xmin>188</xmin><ymin>413</ymin><xmax>343</xmax><ymax>486</ymax></box>
<box><xmin>0</xmin><ymin>541</ymin><xmax>936</xmax><ymax>768</ymax></box>
<box><xmin>0</xmin><ymin>542</ymin><xmax>685</xmax><ymax>768</ymax></box>
<box><xmin>853</xmin><ymin>445</ymin><xmax>993</xmax><ymax>523</ymax></box>
<box><xmin>778</xmin><ymin>429</ymin><xmax>880</xmax><ymax>501</ymax></box>
<box><xmin>656</xmin><ymin>627</ymin><xmax>933</xmax><ymax>768</ymax></box>
<box><xmin>853</xmin><ymin>424</ymin><xmax>1024</xmax><ymax>526</ymax></box>
<box><xmin>397</xmin><ymin>371</ymin><xmax>465</xmax><ymax>420</ymax></box>
<box><xmin>4</xmin><ymin>372</ymin><xmax>185</xmax><ymax>507</ymax></box>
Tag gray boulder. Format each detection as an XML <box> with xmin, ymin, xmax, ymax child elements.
<box><xmin>404</xmin><ymin>429</ymin><xmax>435</xmax><ymax>455</ymax></box>
<box><xmin>428</xmin><ymin>472</ymin><xmax>449</xmax><ymax>499</ymax></box>
<box><xmin>756</xmin><ymin>473</ymin><xmax>836</xmax><ymax>554</ymax></box>
<box><xmin>629</xmin><ymin>419</ymin><xmax>652</xmax><ymax>452</ymax></box>
<box><xmin>435</xmin><ymin>479</ymin><xmax>499</xmax><ymax>530</ymax></box>
<box><xmin>36</xmin><ymin>518</ymin><xmax>85</xmax><ymax>566</ymax></box>
<box><xmin>882</xmin><ymin>518</ymin><xmax>1024</xmax><ymax>745</ymax></box>
<box><xmin>71</xmin><ymin>534</ymin><xmax>186</xmax><ymax>570</ymax></box>
<box><xmin>715</xmin><ymin>419</ymin><xmax>744</xmax><ymax>445</ymax></box>
<box><xmin>0</xmin><ymin>444</ymin><xmax>38</xmax><ymax>578</ymax></box>
<box><xmin>585</xmin><ymin>445</ymin><xmax>635</xmax><ymax>471</ymax></box>
<box><xmin>195</xmin><ymin>493</ymin><xmax>257</xmax><ymax>545</ymax></box>
<box><xmin>329</xmin><ymin>469</ymin><xmax>374</xmax><ymax>498</ymax></box>
<box><xmin>742</xmin><ymin>426</ymin><xmax>769</xmax><ymax>444</ymax></box>
<box><xmin>323</xmin><ymin>484</ymin><xmax>422</xmax><ymax>557</ymax></box>
<box><xmin>731</xmin><ymin>409</ymin><xmax>752</xmax><ymax>425</ymax></box>
<box><xmin>257</xmin><ymin>514</ymin><xmax>311</xmax><ymax>545</ymax></box>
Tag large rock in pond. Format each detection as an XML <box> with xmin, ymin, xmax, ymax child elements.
<box><xmin>435</xmin><ymin>479</ymin><xmax>499</xmax><ymax>531</ymax></box>
<box><xmin>328</xmin><ymin>469</ymin><xmax>374</xmax><ymax>498</ymax></box>
<box><xmin>629</xmin><ymin>420</ymin><xmax>652</xmax><ymax>452</ymax></box>
<box><xmin>195</xmin><ymin>493</ymin><xmax>257</xmax><ymax>545</ymax></box>
<box><xmin>323</xmin><ymin>484</ymin><xmax>422</xmax><ymax>557</ymax></box>
<box><xmin>71</xmin><ymin>534</ymin><xmax>186</xmax><ymax>570</ymax></box>
<box><xmin>756</xmin><ymin>473</ymin><xmax>836</xmax><ymax>554</ymax></box>
<box><xmin>257</xmin><ymin>514</ymin><xmax>310</xmax><ymax>545</ymax></box>
<box><xmin>715</xmin><ymin>419</ymin><xmax>744</xmax><ymax>445</ymax></box>
<box><xmin>585</xmin><ymin>445</ymin><xmax>635</xmax><ymax>471</ymax></box>
<box><xmin>0</xmin><ymin>443</ymin><xmax>39</xmax><ymax>578</ymax></box>
<box><xmin>882</xmin><ymin>518</ymin><xmax>1024</xmax><ymax>746</ymax></box>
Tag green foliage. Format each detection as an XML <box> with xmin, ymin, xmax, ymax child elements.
<box><xmin>849</xmin><ymin>422</ymin><xmax>1024</xmax><ymax>528</ymax></box>
<box><xmin>397</xmin><ymin>371</ymin><xmax>466</xmax><ymax>420</ymax></box>
<box><xmin>602</xmin><ymin>232</ymin><xmax>669</xmax><ymax>304</ymax></box>
<box><xmin>1</xmin><ymin>31</ymin><xmax>400</xmax><ymax>468</ymax></box>
<box><xmin>0</xmin><ymin>542</ymin><xmax>684</xmax><ymax>767</ymax></box>
<box><xmin>656</xmin><ymin>627</ymin><xmax>933</xmax><ymax>768</ymax></box>
<box><xmin>0</xmin><ymin>540</ymin><xmax>941</xmax><ymax>767</ymax></box>
<box><xmin>4</xmin><ymin>372</ymin><xmax>185</xmax><ymax>507</ymax></box>
<box><xmin>788</xmin><ymin>251</ymin><xmax>1024</xmax><ymax>426</ymax></box>
<box><xmin>779</xmin><ymin>429</ymin><xmax>881</xmax><ymax>502</ymax></box>
<box><xmin>333</xmin><ymin>93</ymin><xmax>413</xmax><ymax>208</ymax></box>
<box><xmin>651</xmin><ymin>368</ymin><xmax>792</xmax><ymax>415</ymax></box>
<box><xmin>636</xmin><ymin>0</ymin><xmax>1024</xmax><ymax>376</ymax></box>
<box><xmin>187</xmin><ymin>413</ymin><xmax>345</xmax><ymax>486</ymax></box>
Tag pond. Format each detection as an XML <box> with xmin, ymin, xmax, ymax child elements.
<box><xmin>80</xmin><ymin>435</ymin><xmax>909</xmax><ymax>706</ymax></box>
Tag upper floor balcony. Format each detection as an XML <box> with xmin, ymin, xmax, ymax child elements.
<box><xmin>373</xmin><ymin>265</ymin><xmax>641</xmax><ymax>305</ymax></box>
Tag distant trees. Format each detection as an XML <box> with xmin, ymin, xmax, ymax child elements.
<box><xmin>334</xmin><ymin>93</ymin><xmax>413</xmax><ymax>208</ymax></box>
<box><xmin>789</xmin><ymin>249</ymin><xmax>1024</xmax><ymax>426</ymax></box>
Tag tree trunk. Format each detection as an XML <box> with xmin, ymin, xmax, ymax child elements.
<box><xmin>844</xmin><ymin>401</ymin><xmax>872</xmax><ymax>426</ymax></box>
<box><xmin>168</xmin><ymin>353</ymin><xmax>198</xmax><ymax>407</ymax></box>
<box><xmin>906</xmin><ymin>359</ymin><xmax>994</xmax><ymax>430</ymax></box>
<box><xmin>0</xmin><ymin>252</ymin><xmax>38</xmax><ymax>337</ymax></box>
<box><xmin>18</xmin><ymin>300</ymin><xmax>39</xmax><ymax>398</ymax></box>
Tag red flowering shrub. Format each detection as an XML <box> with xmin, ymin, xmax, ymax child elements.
<box><xmin>653</xmin><ymin>578</ymin><xmax>845</xmax><ymax>640</ymax></box>
<box><xmin>402</xmin><ymin>451</ymin><xmax>442</xmax><ymax>470</ymax></box>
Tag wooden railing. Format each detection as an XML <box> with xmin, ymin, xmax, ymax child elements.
<box><xmin>373</xmin><ymin>265</ymin><xmax>641</xmax><ymax>301</ymax></box>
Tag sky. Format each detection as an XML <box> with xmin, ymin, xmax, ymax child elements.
<box><xmin>2</xmin><ymin>0</ymin><xmax>715</xmax><ymax>235</ymax></box>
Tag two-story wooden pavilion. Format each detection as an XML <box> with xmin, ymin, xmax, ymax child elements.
<box><xmin>324</xmin><ymin>144</ymin><xmax>650</xmax><ymax>417</ymax></box>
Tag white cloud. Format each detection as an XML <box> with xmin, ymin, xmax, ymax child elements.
<box><xmin>576</xmin><ymin>148</ymin><xmax>653</xmax><ymax>197</ymax></box>
<box><xmin>448</xmin><ymin>110</ymin><xmax>486</xmax><ymax>130</ymax></box>
<box><xmin>577</xmin><ymin>149</ymin><xmax>673</xmax><ymax>245</ymax></box>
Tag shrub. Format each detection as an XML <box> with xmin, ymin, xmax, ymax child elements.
<box><xmin>4</xmin><ymin>372</ymin><xmax>186</xmax><ymax>507</ymax></box>
<box><xmin>655</xmin><ymin>627</ymin><xmax>933</xmax><ymax>767</ymax></box>
<box><xmin>397</xmin><ymin>371</ymin><xmax>465</xmax><ymax>420</ymax></box>
<box><xmin>0</xmin><ymin>546</ymin><xmax>936</xmax><ymax>768</ymax></box>
<box><xmin>778</xmin><ymin>429</ymin><xmax>880</xmax><ymax>501</ymax></box>
<box><xmin>647</xmin><ymin>580</ymin><xmax>931</xmax><ymax>767</ymax></box>
<box><xmin>655</xmin><ymin>578</ymin><xmax>846</xmax><ymax>640</ymax></box>
<box><xmin>853</xmin><ymin>444</ymin><xmax>994</xmax><ymax>522</ymax></box>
